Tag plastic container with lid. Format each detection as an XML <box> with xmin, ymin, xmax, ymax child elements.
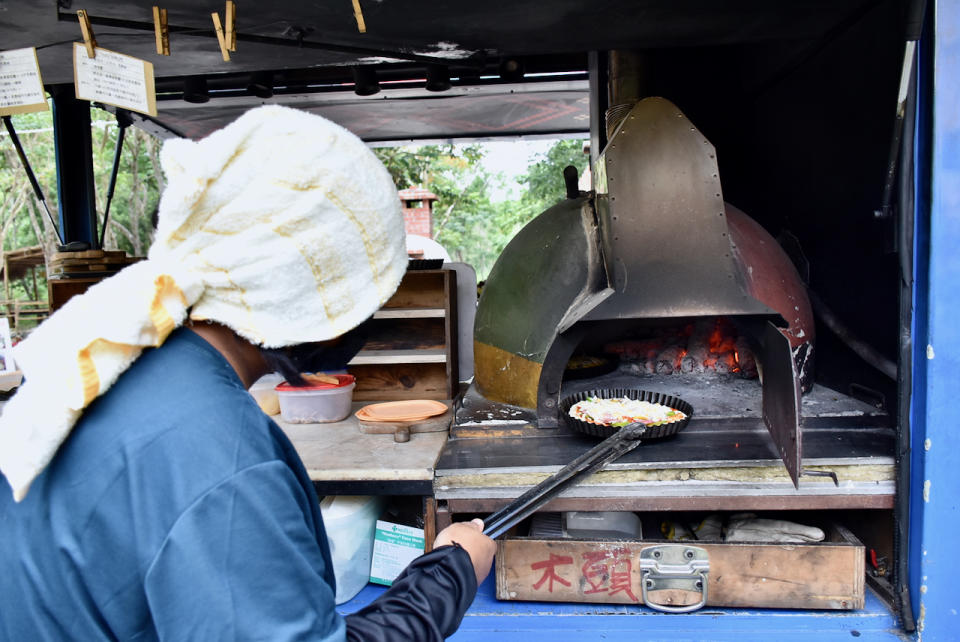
<box><xmin>275</xmin><ymin>374</ymin><xmax>356</xmax><ymax>423</ymax></box>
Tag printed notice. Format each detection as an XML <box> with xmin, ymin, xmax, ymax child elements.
<box><xmin>73</xmin><ymin>43</ymin><xmax>156</xmax><ymax>117</ymax></box>
<box><xmin>0</xmin><ymin>48</ymin><xmax>48</xmax><ymax>117</ymax></box>
<box><xmin>369</xmin><ymin>521</ymin><xmax>425</xmax><ymax>586</ymax></box>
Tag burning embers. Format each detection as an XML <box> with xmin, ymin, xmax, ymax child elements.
<box><xmin>602</xmin><ymin>317</ymin><xmax>758</xmax><ymax>379</ymax></box>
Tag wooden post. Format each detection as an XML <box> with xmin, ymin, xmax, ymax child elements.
<box><xmin>3</xmin><ymin>253</ymin><xmax>9</xmax><ymax>302</ymax></box>
<box><xmin>423</xmin><ymin>497</ymin><xmax>437</xmax><ymax>552</ymax></box>
<box><xmin>435</xmin><ymin>501</ymin><xmax>453</xmax><ymax>535</ymax></box>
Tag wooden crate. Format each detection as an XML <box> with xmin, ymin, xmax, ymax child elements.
<box><xmin>47</xmin><ymin>250</ymin><xmax>141</xmax><ymax>277</ymax></box>
<box><xmin>496</xmin><ymin>524</ymin><xmax>864</xmax><ymax>611</ymax></box>
<box><xmin>46</xmin><ymin>251</ymin><xmax>144</xmax><ymax>313</ymax></box>
<box><xmin>348</xmin><ymin>269</ymin><xmax>458</xmax><ymax>400</ymax></box>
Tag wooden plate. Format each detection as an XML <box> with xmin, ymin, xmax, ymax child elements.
<box><xmin>355</xmin><ymin>399</ymin><xmax>449</xmax><ymax>422</ymax></box>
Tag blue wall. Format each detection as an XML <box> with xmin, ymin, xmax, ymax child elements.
<box><xmin>908</xmin><ymin>0</ymin><xmax>960</xmax><ymax>637</ymax></box>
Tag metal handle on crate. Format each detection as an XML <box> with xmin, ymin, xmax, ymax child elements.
<box><xmin>639</xmin><ymin>545</ymin><xmax>710</xmax><ymax>613</ymax></box>
<box><xmin>483</xmin><ymin>423</ymin><xmax>649</xmax><ymax>539</ymax></box>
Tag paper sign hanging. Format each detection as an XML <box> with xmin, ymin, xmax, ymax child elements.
<box><xmin>0</xmin><ymin>48</ymin><xmax>49</xmax><ymax>117</ymax></box>
<box><xmin>72</xmin><ymin>43</ymin><xmax>157</xmax><ymax>117</ymax></box>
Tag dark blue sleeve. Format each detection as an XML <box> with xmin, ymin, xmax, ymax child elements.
<box><xmin>344</xmin><ymin>545</ymin><xmax>477</xmax><ymax>642</ymax></box>
<box><xmin>144</xmin><ymin>461</ymin><xmax>346</xmax><ymax>641</ymax></box>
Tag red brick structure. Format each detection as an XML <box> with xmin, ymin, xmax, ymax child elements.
<box><xmin>398</xmin><ymin>187</ymin><xmax>438</xmax><ymax>238</ymax></box>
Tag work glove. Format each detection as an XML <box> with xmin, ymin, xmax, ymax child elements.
<box><xmin>693</xmin><ymin>513</ymin><xmax>723</xmax><ymax>541</ymax></box>
<box><xmin>659</xmin><ymin>514</ymin><xmax>723</xmax><ymax>541</ymax></box>
<box><xmin>660</xmin><ymin>520</ymin><xmax>694</xmax><ymax>540</ymax></box>
<box><xmin>723</xmin><ymin>513</ymin><xmax>825</xmax><ymax>543</ymax></box>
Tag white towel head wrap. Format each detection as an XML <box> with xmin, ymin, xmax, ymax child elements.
<box><xmin>0</xmin><ymin>105</ymin><xmax>407</xmax><ymax>501</ymax></box>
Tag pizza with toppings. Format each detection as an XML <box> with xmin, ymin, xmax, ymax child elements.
<box><xmin>568</xmin><ymin>396</ymin><xmax>687</xmax><ymax>427</ymax></box>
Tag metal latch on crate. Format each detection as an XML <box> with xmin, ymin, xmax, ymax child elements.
<box><xmin>639</xmin><ymin>545</ymin><xmax>710</xmax><ymax>613</ymax></box>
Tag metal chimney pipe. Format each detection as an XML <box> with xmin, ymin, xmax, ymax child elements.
<box><xmin>606</xmin><ymin>50</ymin><xmax>649</xmax><ymax>138</ymax></box>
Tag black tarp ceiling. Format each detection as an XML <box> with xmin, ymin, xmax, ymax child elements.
<box><xmin>1</xmin><ymin>0</ymin><xmax>893</xmax><ymax>141</ymax></box>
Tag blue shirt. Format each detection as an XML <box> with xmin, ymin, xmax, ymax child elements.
<box><xmin>0</xmin><ymin>329</ymin><xmax>346</xmax><ymax>640</ymax></box>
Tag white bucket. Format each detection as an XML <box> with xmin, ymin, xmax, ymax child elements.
<box><xmin>320</xmin><ymin>495</ymin><xmax>383</xmax><ymax>604</ymax></box>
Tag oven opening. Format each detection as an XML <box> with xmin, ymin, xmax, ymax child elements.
<box><xmin>570</xmin><ymin>316</ymin><xmax>759</xmax><ymax>381</ymax></box>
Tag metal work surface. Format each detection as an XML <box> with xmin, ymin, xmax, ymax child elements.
<box><xmin>440</xmin><ymin>378</ymin><xmax>893</xmax><ymax>509</ymax></box>
<box><xmin>459</xmin><ymin>374</ymin><xmax>887</xmax><ymax>425</ymax></box>
<box><xmin>444</xmin><ymin>379</ymin><xmax>891</xmax><ymax>469</ymax></box>
<box><xmin>338</xmin><ymin>574</ymin><xmax>908</xmax><ymax>641</ymax></box>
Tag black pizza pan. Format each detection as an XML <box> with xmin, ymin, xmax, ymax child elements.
<box><xmin>560</xmin><ymin>388</ymin><xmax>694</xmax><ymax>439</ymax></box>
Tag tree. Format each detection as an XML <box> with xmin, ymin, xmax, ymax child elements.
<box><xmin>375</xmin><ymin>144</ymin><xmax>508</xmax><ymax>276</ymax></box>
<box><xmin>0</xmin><ymin>105</ymin><xmax>162</xmax><ymax>320</ymax></box>
<box><xmin>373</xmin><ymin>138</ymin><xmax>589</xmax><ymax>279</ymax></box>
<box><xmin>1</xmin><ymin>110</ymin><xmax>61</xmax><ymax>257</ymax></box>
<box><xmin>517</xmin><ymin>138</ymin><xmax>589</xmax><ymax>214</ymax></box>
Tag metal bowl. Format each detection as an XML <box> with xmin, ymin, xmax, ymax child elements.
<box><xmin>560</xmin><ymin>388</ymin><xmax>694</xmax><ymax>439</ymax></box>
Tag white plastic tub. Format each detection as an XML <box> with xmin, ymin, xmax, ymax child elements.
<box><xmin>275</xmin><ymin>374</ymin><xmax>356</xmax><ymax>423</ymax></box>
<box><xmin>320</xmin><ymin>495</ymin><xmax>383</xmax><ymax>604</ymax></box>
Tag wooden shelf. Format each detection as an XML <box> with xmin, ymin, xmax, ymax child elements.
<box><xmin>348</xmin><ymin>269</ymin><xmax>458</xmax><ymax>400</ymax></box>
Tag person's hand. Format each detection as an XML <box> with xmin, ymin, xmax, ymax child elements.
<box><xmin>434</xmin><ymin>518</ymin><xmax>496</xmax><ymax>586</ymax></box>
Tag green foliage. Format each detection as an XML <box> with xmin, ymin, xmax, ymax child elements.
<box><xmin>0</xmin><ymin>105</ymin><xmax>161</xmax><ymax>313</ymax></box>
<box><xmin>518</xmin><ymin>138</ymin><xmax>590</xmax><ymax>212</ymax></box>
<box><xmin>375</xmin><ymin>137</ymin><xmax>588</xmax><ymax>279</ymax></box>
<box><xmin>1</xmin><ymin>106</ymin><xmax>161</xmax><ymax>252</ymax></box>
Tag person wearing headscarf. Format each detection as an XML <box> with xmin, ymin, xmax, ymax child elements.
<box><xmin>0</xmin><ymin>105</ymin><xmax>495</xmax><ymax>641</ymax></box>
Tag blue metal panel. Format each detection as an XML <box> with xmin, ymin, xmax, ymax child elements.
<box><xmin>908</xmin><ymin>0</ymin><xmax>960</xmax><ymax>638</ymax></box>
<box><xmin>339</xmin><ymin>575</ymin><xmax>907</xmax><ymax>640</ymax></box>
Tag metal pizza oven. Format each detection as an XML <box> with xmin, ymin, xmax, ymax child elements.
<box><xmin>471</xmin><ymin>96</ymin><xmax>818</xmax><ymax>485</ymax></box>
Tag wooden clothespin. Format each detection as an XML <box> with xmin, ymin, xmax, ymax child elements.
<box><xmin>351</xmin><ymin>0</ymin><xmax>367</xmax><ymax>33</ymax></box>
<box><xmin>226</xmin><ymin>1</ymin><xmax>237</xmax><ymax>52</ymax></box>
<box><xmin>77</xmin><ymin>9</ymin><xmax>97</xmax><ymax>58</ymax></box>
<box><xmin>211</xmin><ymin>11</ymin><xmax>230</xmax><ymax>61</ymax></box>
<box><xmin>152</xmin><ymin>6</ymin><xmax>170</xmax><ymax>56</ymax></box>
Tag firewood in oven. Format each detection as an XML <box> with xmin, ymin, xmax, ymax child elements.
<box><xmin>734</xmin><ymin>336</ymin><xmax>758</xmax><ymax>378</ymax></box>
<box><xmin>681</xmin><ymin>346</ymin><xmax>709</xmax><ymax>374</ymax></box>
<box><xmin>655</xmin><ymin>345</ymin><xmax>684</xmax><ymax>375</ymax></box>
<box><xmin>681</xmin><ymin>319</ymin><xmax>713</xmax><ymax>373</ymax></box>
<box><xmin>714</xmin><ymin>351</ymin><xmax>736</xmax><ymax>374</ymax></box>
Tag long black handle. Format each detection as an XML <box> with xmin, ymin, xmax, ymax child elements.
<box><xmin>3</xmin><ymin>115</ymin><xmax>63</xmax><ymax>244</ymax></box>
<box><xmin>483</xmin><ymin>423</ymin><xmax>648</xmax><ymax>539</ymax></box>
<box><xmin>98</xmin><ymin>110</ymin><xmax>131</xmax><ymax>249</ymax></box>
